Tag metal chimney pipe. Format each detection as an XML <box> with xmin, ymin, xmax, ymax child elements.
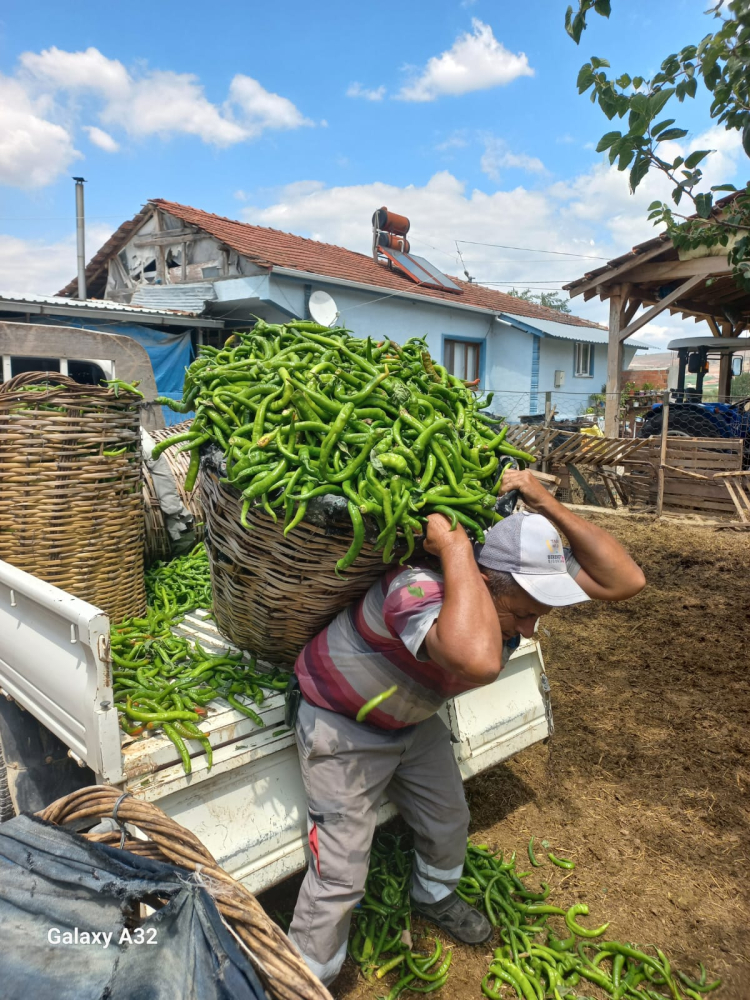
<box><xmin>73</xmin><ymin>177</ymin><xmax>87</xmax><ymax>299</ymax></box>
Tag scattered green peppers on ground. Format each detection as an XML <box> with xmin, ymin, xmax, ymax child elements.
<box><xmin>349</xmin><ymin>834</ymin><xmax>721</xmax><ymax>999</ymax></box>
<box><xmin>154</xmin><ymin>320</ymin><xmax>533</xmax><ymax>573</ymax></box>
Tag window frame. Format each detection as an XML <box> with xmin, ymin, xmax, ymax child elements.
<box><xmin>574</xmin><ymin>341</ymin><xmax>594</xmax><ymax>378</ymax></box>
<box><xmin>442</xmin><ymin>335</ymin><xmax>485</xmax><ymax>385</ymax></box>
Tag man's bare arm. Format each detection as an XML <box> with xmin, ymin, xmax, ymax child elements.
<box><xmin>422</xmin><ymin>514</ymin><xmax>503</xmax><ymax>684</ymax></box>
<box><xmin>501</xmin><ymin>470</ymin><xmax>646</xmax><ymax>602</ymax></box>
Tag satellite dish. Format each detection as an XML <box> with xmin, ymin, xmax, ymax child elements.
<box><xmin>308</xmin><ymin>289</ymin><xmax>339</xmax><ymax>327</ymax></box>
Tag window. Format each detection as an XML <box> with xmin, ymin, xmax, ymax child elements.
<box><xmin>444</xmin><ymin>339</ymin><xmax>481</xmax><ymax>382</ymax></box>
<box><xmin>574</xmin><ymin>342</ymin><xmax>593</xmax><ymax>377</ymax></box>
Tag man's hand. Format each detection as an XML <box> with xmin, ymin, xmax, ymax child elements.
<box><xmin>500</xmin><ymin>469</ymin><xmax>646</xmax><ymax>602</ymax></box>
<box><xmin>423</xmin><ymin>512</ymin><xmax>472</xmax><ymax>558</ymax></box>
<box><xmin>499</xmin><ymin>469</ymin><xmax>553</xmax><ymax>513</ymax></box>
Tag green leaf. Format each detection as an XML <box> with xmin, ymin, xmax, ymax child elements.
<box><xmin>647</xmin><ymin>200</ymin><xmax>662</xmax><ymax>211</ymax></box>
<box><xmin>652</xmin><ymin>118</ymin><xmax>675</xmax><ymax>136</ymax></box>
<box><xmin>590</xmin><ymin>56</ymin><xmax>610</xmax><ymax>69</ymax></box>
<box><xmin>407</xmin><ymin>585</ymin><xmax>425</xmax><ymax>598</ymax></box>
<box><xmin>617</xmin><ymin>147</ymin><xmax>635</xmax><ymax>171</ymax></box>
<box><xmin>576</xmin><ymin>65</ymin><xmax>595</xmax><ymax>93</ymax></box>
<box><xmin>685</xmin><ymin>77</ymin><xmax>698</xmax><ymax>99</ymax></box>
<box><xmin>711</xmin><ymin>184</ymin><xmax>737</xmax><ymax>192</ymax></box>
<box><xmin>648</xmin><ymin>88</ymin><xmax>676</xmax><ymax>118</ymax></box>
<box><xmin>616</xmin><ymin>73</ymin><xmax>631</xmax><ymax>89</ymax></box>
<box><xmin>629</xmin><ymin>157</ymin><xmax>650</xmax><ymax>192</ymax></box>
<box><xmin>657</xmin><ymin>128</ymin><xmax>689</xmax><ymax>141</ymax></box>
<box><xmin>596</xmin><ymin>130</ymin><xmax>622</xmax><ymax>152</ymax></box>
<box><xmin>684</xmin><ymin>149</ymin><xmax>711</xmax><ymax>169</ymax></box>
<box><xmin>695</xmin><ymin>192</ymin><xmax>713</xmax><ymax>218</ymax></box>
<box><xmin>594</xmin><ymin>0</ymin><xmax>611</xmax><ymax>15</ymax></box>
<box><xmin>632</xmin><ymin>76</ymin><xmax>644</xmax><ymax>89</ymax></box>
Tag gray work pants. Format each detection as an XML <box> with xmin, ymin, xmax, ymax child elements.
<box><xmin>288</xmin><ymin>698</ymin><xmax>470</xmax><ymax>986</ymax></box>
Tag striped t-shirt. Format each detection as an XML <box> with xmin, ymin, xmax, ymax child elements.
<box><xmin>295</xmin><ymin>564</ymin><xmax>486</xmax><ymax>730</ymax></box>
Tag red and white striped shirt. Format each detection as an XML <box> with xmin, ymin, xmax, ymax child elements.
<box><xmin>294</xmin><ymin>564</ymin><xmax>480</xmax><ymax>730</ymax></box>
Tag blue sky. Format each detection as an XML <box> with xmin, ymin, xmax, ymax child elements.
<box><xmin>0</xmin><ymin>0</ymin><xmax>745</xmax><ymax>348</ymax></box>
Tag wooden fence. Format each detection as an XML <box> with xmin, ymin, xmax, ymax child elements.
<box><xmin>621</xmin><ymin>438</ymin><xmax>744</xmax><ymax>516</ymax></box>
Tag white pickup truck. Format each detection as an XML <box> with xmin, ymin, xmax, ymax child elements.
<box><xmin>0</xmin><ymin>556</ymin><xmax>552</xmax><ymax>893</ymax></box>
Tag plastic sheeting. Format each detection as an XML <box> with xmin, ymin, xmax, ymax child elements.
<box><xmin>0</xmin><ymin>813</ymin><xmax>267</xmax><ymax>1000</ymax></box>
<box><xmin>33</xmin><ymin>317</ymin><xmax>194</xmax><ymax>426</ymax></box>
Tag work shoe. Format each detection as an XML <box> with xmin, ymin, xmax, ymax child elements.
<box><xmin>411</xmin><ymin>892</ymin><xmax>493</xmax><ymax>945</ymax></box>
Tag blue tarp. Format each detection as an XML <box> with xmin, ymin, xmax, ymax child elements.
<box><xmin>36</xmin><ymin>318</ymin><xmax>194</xmax><ymax>426</ymax></box>
<box><xmin>0</xmin><ymin>813</ymin><xmax>267</xmax><ymax>1000</ymax></box>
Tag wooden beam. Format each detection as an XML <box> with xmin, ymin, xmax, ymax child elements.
<box><xmin>618</xmin><ymin>273</ymin><xmax>708</xmax><ymax>341</ymax></box>
<box><xmin>132</xmin><ymin>230</ymin><xmax>202</xmax><ymax>248</ymax></box>
<box><xmin>624</xmin><ymin>255</ymin><xmax>732</xmax><ymax>283</ymax></box>
<box><xmin>622</xmin><ymin>297</ymin><xmax>641</xmax><ymax>327</ymax></box>
<box><xmin>706</xmin><ymin>316</ymin><xmax>721</xmax><ymax>337</ymax></box>
<box><xmin>605</xmin><ymin>289</ymin><xmax>624</xmax><ymax>437</ymax></box>
<box><xmin>566</xmin><ymin>241</ymin><xmax>668</xmax><ymax>299</ymax></box>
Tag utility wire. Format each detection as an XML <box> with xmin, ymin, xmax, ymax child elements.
<box><xmin>455</xmin><ymin>239</ymin><xmax>609</xmax><ymax>260</ymax></box>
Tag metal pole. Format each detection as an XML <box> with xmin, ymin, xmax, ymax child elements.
<box><xmin>656</xmin><ymin>389</ymin><xmax>670</xmax><ymax>517</ymax></box>
<box><xmin>73</xmin><ymin>177</ymin><xmax>87</xmax><ymax>300</ymax></box>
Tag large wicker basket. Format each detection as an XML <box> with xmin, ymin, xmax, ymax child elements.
<box><xmin>39</xmin><ymin>785</ymin><xmax>333</xmax><ymax>1000</ymax></box>
<box><xmin>0</xmin><ymin>372</ymin><xmax>146</xmax><ymax>621</ymax></box>
<box><xmin>200</xmin><ymin>447</ymin><xmax>408</xmax><ymax>666</ymax></box>
<box><xmin>143</xmin><ymin>419</ymin><xmax>205</xmax><ymax>564</ymax></box>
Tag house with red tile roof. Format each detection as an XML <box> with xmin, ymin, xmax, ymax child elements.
<box><xmin>58</xmin><ymin>199</ymin><xmax>647</xmax><ymax>418</ymax></box>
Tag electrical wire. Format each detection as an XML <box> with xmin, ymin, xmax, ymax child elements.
<box><xmin>454</xmin><ymin>239</ymin><xmax>610</xmax><ymax>260</ymax></box>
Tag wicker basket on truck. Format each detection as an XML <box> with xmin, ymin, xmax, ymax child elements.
<box><xmin>152</xmin><ymin>319</ymin><xmax>535</xmax><ymax>665</ymax></box>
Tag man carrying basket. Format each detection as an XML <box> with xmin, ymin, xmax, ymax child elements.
<box><xmin>287</xmin><ymin>470</ymin><xmax>645</xmax><ymax>985</ymax></box>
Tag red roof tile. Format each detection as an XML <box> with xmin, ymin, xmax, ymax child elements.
<box><xmin>59</xmin><ymin>198</ymin><xmax>600</xmax><ymax>330</ymax></box>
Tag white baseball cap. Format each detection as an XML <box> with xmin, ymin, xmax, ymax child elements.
<box><xmin>474</xmin><ymin>511</ymin><xmax>590</xmax><ymax>607</ymax></box>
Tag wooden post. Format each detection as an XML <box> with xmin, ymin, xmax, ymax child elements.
<box><xmin>656</xmin><ymin>389</ymin><xmax>670</xmax><ymax>517</ymax></box>
<box><xmin>542</xmin><ymin>391</ymin><xmax>552</xmax><ymax>473</ymax></box>
<box><xmin>717</xmin><ymin>321</ymin><xmax>733</xmax><ymax>401</ymax></box>
<box><xmin>605</xmin><ymin>289</ymin><xmax>623</xmax><ymax>438</ymax></box>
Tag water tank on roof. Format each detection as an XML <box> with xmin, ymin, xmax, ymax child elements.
<box><xmin>372</xmin><ymin>207</ymin><xmax>410</xmax><ymax>236</ymax></box>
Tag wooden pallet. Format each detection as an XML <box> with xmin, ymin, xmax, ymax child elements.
<box><xmin>504</xmin><ymin>425</ymin><xmax>650</xmax><ymax>469</ymax></box>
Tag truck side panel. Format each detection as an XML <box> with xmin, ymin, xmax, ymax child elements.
<box><xmin>0</xmin><ymin>559</ymin><xmax>122</xmax><ymax>783</ymax></box>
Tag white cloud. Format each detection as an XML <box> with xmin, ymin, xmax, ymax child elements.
<box><xmin>398</xmin><ymin>19</ymin><xmax>533</xmax><ymax>102</ymax></box>
<box><xmin>435</xmin><ymin>130</ymin><xmax>470</xmax><ymax>152</ymax></box>
<box><xmin>480</xmin><ymin>137</ymin><xmax>546</xmax><ymax>181</ymax></box>
<box><xmin>83</xmin><ymin>125</ymin><xmax>119</xmax><ymax>152</ymax></box>
<box><xmin>229</xmin><ymin>75</ymin><xmax>314</xmax><ymax>134</ymax></box>
<box><xmin>20</xmin><ymin>46</ymin><xmax>130</xmax><ymax>99</ymax></box>
<box><xmin>5</xmin><ymin>45</ymin><xmax>313</xmax><ymax>172</ymax></box>
<box><xmin>0</xmin><ymin>223</ymin><xmax>113</xmax><ymax>295</ymax></box>
<box><xmin>0</xmin><ymin>75</ymin><xmax>80</xmax><ymax>188</ymax></box>
<box><xmin>346</xmin><ymin>82</ymin><xmax>386</xmax><ymax>101</ymax></box>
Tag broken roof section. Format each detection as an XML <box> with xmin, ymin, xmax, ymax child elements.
<box><xmin>58</xmin><ymin>198</ymin><xmax>602</xmax><ymax>330</ymax></box>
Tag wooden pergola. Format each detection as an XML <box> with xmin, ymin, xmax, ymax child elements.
<box><xmin>564</xmin><ymin>205</ymin><xmax>750</xmax><ymax>436</ymax></box>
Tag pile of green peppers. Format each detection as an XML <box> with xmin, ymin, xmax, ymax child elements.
<box><xmin>113</xmin><ymin>548</ymin><xmax>289</xmax><ymax>774</ymax></box>
<box><xmin>145</xmin><ymin>542</ymin><xmax>212</xmax><ymax>613</ymax></box>
<box><xmin>350</xmin><ymin>836</ymin><xmax>722</xmax><ymax>999</ymax></box>
<box><xmin>155</xmin><ymin>320</ymin><xmax>533</xmax><ymax>572</ymax></box>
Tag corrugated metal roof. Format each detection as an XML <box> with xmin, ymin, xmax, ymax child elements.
<box><xmin>0</xmin><ymin>290</ymin><xmax>202</xmax><ymax>318</ymax></box>
<box><xmin>501</xmin><ymin>313</ymin><xmax>650</xmax><ymax>350</ymax></box>
<box><xmin>131</xmin><ymin>283</ymin><xmax>217</xmax><ymax>311</ymax></box>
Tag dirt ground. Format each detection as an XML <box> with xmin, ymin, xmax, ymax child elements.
<box><xmin>261</xmin><ymin>512</ymin><xmax>750</xmax><ymax>999</ymax></box>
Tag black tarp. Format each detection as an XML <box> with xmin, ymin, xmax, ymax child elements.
<box><xmin>0</xmin><ymin>814</ymin><xmax>268</xmax><ymax>1000</ymax></box>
